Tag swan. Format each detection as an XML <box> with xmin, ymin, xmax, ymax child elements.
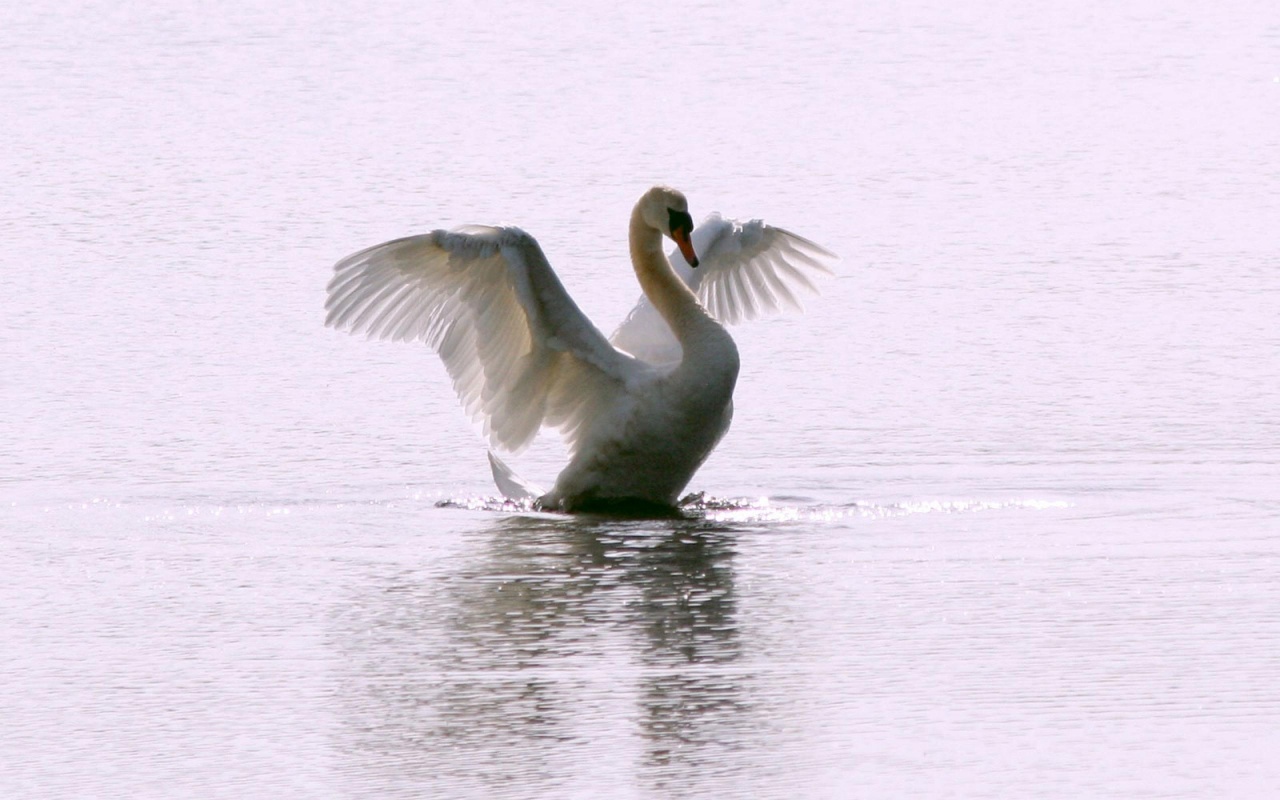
<box><xmin>324</xmin><ymin>186</ymin><xmax>835</xmax><ymax>512</ymax></box>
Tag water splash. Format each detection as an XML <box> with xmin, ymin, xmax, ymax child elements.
<box><xmin>436</xmin><ymin>496</ymin><xmax>541</xmax><ymax>514</ymax></box>
<box><xmin>434</xmin><ymin>493</ymin><xmax>1070</xmax><ymax>522</ymax></box>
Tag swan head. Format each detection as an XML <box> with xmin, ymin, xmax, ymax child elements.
<box><xmin>639</xmin><ymin>185</ymin><xmax>699</xmax><ymax>268</ymax></box>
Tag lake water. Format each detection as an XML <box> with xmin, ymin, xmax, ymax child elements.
<box><xmin>3</xmin><ymin>0</ymin><xmax>1279</xmax><ymax>797</ymax></box>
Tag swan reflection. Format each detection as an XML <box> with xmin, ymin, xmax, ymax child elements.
<box><xmin>333</xmin><ymin>514</ymin><xmax>762</xmax><ymax>797</ymax></box>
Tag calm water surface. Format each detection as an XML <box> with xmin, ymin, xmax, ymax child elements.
<box><xmin>3</xmin><ymin>1</ymin><xmax>1279</xmax><ymax>797</ymax></box>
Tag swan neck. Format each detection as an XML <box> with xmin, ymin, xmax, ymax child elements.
<box><xmin>628</xmin><ymin>206</ymin><xmax>703</xmax><ymax>339</ymax></box>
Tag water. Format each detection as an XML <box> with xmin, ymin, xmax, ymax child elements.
<box><xmin>3</xmin><ymin>0</ymin><xmax>1278</xmax><ymax>797</ymax></box>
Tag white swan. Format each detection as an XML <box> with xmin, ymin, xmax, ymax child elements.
<box><xmin>325</xmin><ymin>186</ymin><xmax>835</xmax><ymax>512</ymax></box>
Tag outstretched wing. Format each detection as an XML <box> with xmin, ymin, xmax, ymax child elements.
<box><xmin>611</xmin><ymin>213</ymin><xmax>836</xmax><ymax>364</ymax></box>
<box><xmin>685</xmin><ymin>213</ymin><xmax>837</xmax><ymax>324</ymax></box>
<box><xmin>325</xmin><ymin>225</ymin><xmax>644</xmax><ymax>454</ymax></box>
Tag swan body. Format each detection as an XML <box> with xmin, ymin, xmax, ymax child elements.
<box><xmin>325</xmin><ymin>186</ymin><xmax>834</xmax><ymax>512</ymax></box>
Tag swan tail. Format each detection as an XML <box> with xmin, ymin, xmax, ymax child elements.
<box><xmin>487</xmin><ymin>451</ymin><xmax>544</xmax><ymax>501</ymax></box>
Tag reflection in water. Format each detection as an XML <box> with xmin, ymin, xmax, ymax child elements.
<box><xmin>333</xmin><ymin>514</ymin><xmax>759</xmax><ymax>798</ymax></box>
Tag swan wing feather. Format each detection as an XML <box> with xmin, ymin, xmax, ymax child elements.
<box><xmin>686</xmin><ymin>213</ymin><xmax>836</xmax><ymax>324</ymax></box>
<box><xmin>325</xmin><ymin>225</ymin><xmax>639</xmax><ymax>454</ymax></box>
<box><xmin>610</xmin><ymin>213</ymin><xmax>836</xmax><ymax>363</ymax></box>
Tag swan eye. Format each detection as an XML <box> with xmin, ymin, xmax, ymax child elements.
<box><xmin>667</xmin><ymin>208</ymin><xmax>694</xmax><ymax>237</ymax></box>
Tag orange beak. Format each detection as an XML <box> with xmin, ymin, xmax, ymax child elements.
<box><xmin>672</xmin><ymin>227</ymin><xmax>699</xmax><ymax>268</ymax></box>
